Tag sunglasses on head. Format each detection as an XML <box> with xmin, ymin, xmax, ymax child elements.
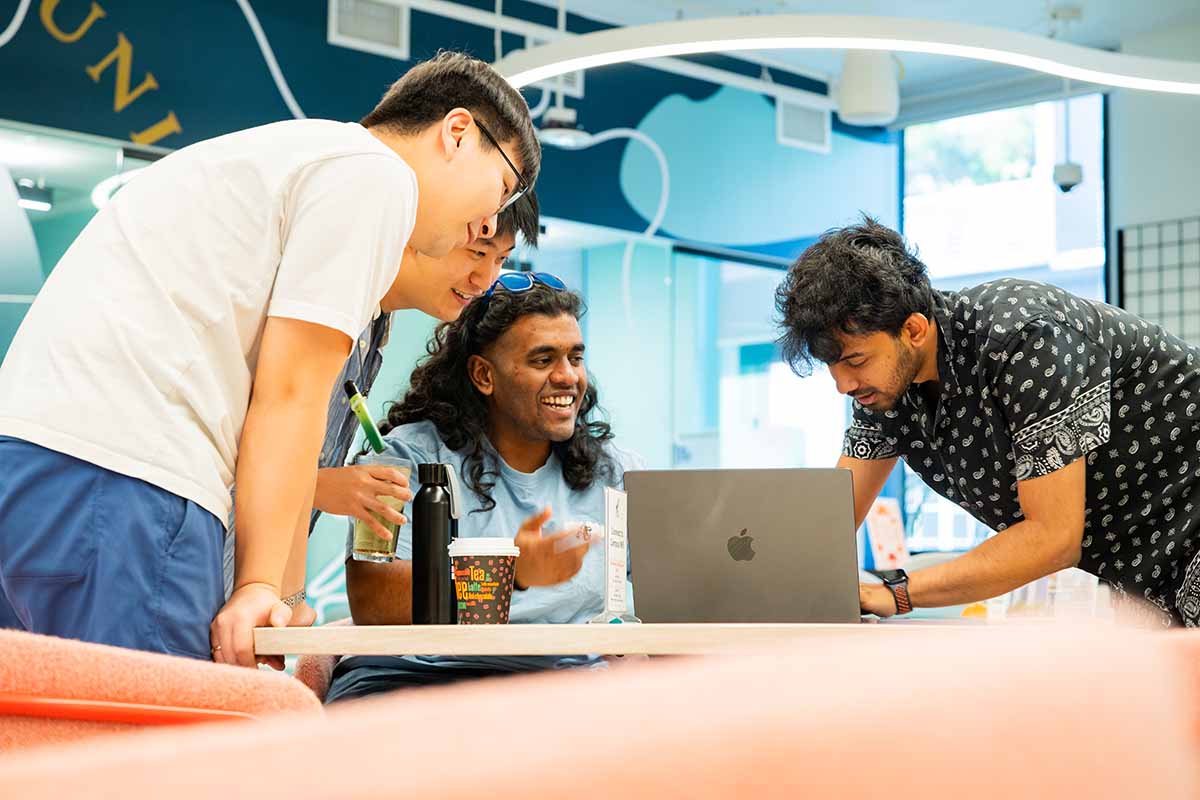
<box><xmin>483</xmin><ymin>271</ymin><xmax>567</xmax><ymax>300</ymax></box>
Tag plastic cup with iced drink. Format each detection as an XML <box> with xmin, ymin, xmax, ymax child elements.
<box><xmin>351</xmin><ymin>453</ymin><xmax>411</xmax><ymax>563</ymax></box>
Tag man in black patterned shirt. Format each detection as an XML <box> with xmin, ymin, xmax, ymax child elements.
<box><xmin>775</xmin><ymin>218</ymin><xmax>1200</xmax><ymax>625</ymax></box>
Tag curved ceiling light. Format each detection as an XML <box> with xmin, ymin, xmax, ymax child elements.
<box><xmin>91</xmin><ymin>170</ymin><xmax>143</xmax><ymax>210</ymax></box>
<box><xmin>494</xmin><ymin>14</ymin><xmax>1200</xmax><ymax>95</ymax></box>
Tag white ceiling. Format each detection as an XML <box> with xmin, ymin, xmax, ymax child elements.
<box><xmin>525</xmin><ymin>1</ymin><xmax>1200</xmax><ymax>96</ymax></box>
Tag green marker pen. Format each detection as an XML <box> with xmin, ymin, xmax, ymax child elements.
<box><xmin>344</xmin><ymin>380</ymin><xmax>386</xmax><ymax>454</ymax></box>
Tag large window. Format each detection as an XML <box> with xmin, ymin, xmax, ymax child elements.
<box><xmin>905</xmin><ymin>94</ymin><xmax>1107</xmax><ymax>298</ymax></box>
<box><xmin>529</xmin><ymin>233</ymin><xmax>848</xmax><ymax>473</ymax></box>
<box><xmin>670</xmin><ymin>255</ymin><xmax>845</xmax><ymax>471</ymax></box>
<box><xmin>901</xmin><ymin>94</ymin><xmax>1107</xmax><ymax>550</ymax></box>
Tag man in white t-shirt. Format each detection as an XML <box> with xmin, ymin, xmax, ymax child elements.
<box><xmin>0</xmin><ymin>51</ymin><xmax>540</xmax><ymax>669</ymax></box>
<box><xmin>221</xmin><ymin>192</ymin><xmax>540</xmax><ymax>599</ymax></box>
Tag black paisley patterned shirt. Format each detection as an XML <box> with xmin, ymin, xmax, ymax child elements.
<box><xmin>843</xmin><ymin>279</ymin><xmax>1200</xmax><ymax>625</ymax></box>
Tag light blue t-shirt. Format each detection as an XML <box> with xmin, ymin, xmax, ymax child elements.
<box><xmin>337</xmin><ymin>420</ymin><xmax>643</xmax><ymax>680</ymax></box>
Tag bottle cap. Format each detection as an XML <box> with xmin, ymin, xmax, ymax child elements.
<box><xmin>418</xmin><ymin>463</ymin><xmax>446</xmax><ymax>484</ymax></box>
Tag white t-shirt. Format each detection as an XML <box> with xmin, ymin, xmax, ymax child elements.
<box><xmin>0</xmin><ymin>120</ymin><xmax>417</xmax><ymax>522</ymax></box>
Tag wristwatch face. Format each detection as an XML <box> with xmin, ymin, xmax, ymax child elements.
<box><xmin>877</xmin><ymin>569</ymin><xmax>906</xmax><ymax>585</ymax></box>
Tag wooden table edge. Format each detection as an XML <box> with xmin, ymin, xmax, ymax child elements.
<box><xmin>254</xmin><ymin>621</ymin><xmax>994</xmax><ymax>656</ymax></box>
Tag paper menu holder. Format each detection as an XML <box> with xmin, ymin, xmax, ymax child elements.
<box><xmin>590</xmin><ymin>487</ymin><xmax>640</xmax><ymax>624</ymax></box>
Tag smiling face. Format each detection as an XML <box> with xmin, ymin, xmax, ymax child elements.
<box><xmin>384</xmin><ymin>231</ymin><xmax>516</xmax><ymax>320</ymax></box>
<box><xmin>469</xmin><ymin>312</ymin><xmax>587</xmax><ymax>445</ymax></box>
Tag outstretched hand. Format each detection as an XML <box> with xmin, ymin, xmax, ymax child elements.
<box><xmin>514</xmin><ymin>507</ymin><xmax>589</xmax><ymax>588</ymax></box>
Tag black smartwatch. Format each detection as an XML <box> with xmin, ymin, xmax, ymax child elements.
<box><xmin>876</xmin><ymin>569</ymin><xmax>912</xmax><ymax>615</ymax></box>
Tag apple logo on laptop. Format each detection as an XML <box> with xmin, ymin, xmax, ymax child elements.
<box><xmin>727</xmin><ymin>528</ymin><xmax>756</xmax><ymax>562</ymax></box>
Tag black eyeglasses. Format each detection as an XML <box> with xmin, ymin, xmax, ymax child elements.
<box><xmin>483</xmin><ymin>271</ymin><xmax>567</xmax><ymax>301</ymax></box>
<box><xmin>476</xmin><ymin>119</ymin><xmax>531</xmax><ymax>214</ymax></box>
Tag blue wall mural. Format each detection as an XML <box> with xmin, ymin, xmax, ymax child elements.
<box><xmin>618</xmin><ymin>86</ymin><xmax>898</xmax><ymax>258</ymax></box>
<box><xmin>0</xmin><ymin>0</ymin><xmax>898</xmax><ymax>259</ymax></box>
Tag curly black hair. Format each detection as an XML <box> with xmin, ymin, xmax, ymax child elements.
<box><xmin>775</xmin><ymin>215</ymin><xmax>934</xmax><ymax>377</ymax></box>
<box><xmin>380</xmin><ymin>282</ymin><xmax>614</xmax><ymax>512</ymax></box>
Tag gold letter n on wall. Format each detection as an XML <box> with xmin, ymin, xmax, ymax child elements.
<box><xmin>40</xmin><ymin>0</ymin><xmax>106</xmax><ymax>43</ymax></box>
<box><xmin>86</xmin><ymin>33</ymin><xmax>158</xmax><ymax>113</ymax></box>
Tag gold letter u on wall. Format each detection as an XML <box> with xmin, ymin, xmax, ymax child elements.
<box><xmin>40</xmin><ymin>0</ymin><xmax>106</xmax><ymax>44</ymax></box>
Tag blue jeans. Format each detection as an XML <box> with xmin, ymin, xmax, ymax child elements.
<box><xmin>0</xmin><ymin>437</ymin><xmax>225</xmax><ymax>659</ymax></box>
<box><xmin>326</xmin><ymin>656</ymin><xmax>526</xmax><ymax>703</ymax></box>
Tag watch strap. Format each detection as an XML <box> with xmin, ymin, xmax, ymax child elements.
<box><xmin>889</xmin><ymin>580</ymin><xmax>912</xmax><ymax>614</ymax></box>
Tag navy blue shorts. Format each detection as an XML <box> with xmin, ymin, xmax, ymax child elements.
<box><xmin>0</xmin><ymin>437</ymin><xmax>225</xmax><ymax>659</ymax></box>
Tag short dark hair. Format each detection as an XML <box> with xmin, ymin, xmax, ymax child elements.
<box><xmin>361</xmin><ymin>50</ymin><xmax>541</xmax><ymax>187</ymax></box>
<box><xmin>495</xmin><ymin>188</ymin><xmax>539</xmax><ymax>247</ymax></box>
<box><xmin>380</xmin><ymin>284</ymin><xmax>613</xmax><ymax>513</ymax></box>
<box><xmin>775</xmin><ymin>216</ymin><xmax>934</xmax><ymax>376</ymax></box>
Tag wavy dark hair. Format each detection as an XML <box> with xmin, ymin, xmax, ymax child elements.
<box><xmin>774</xmin><ymin>215</ymin><xmax>935</xmax><ymax>377</ymax></box>
<box><xmin>380</xmin><ymin>283</ymin><xmax>614</xmax><ymax>512</ymax></box>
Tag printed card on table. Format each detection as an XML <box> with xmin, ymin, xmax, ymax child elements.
<box><xmin>604</xmin><ymin>486</ymin><xmax>628</xmax><ymax>614</ymax></box>
<box><xmin>589</xmin><ymin>487</ymin><xmax>639</xmax><ymax>623</ymax></box>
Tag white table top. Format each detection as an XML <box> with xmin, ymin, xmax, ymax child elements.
<box><xmin>254</xmin><ymin>620</ymin><xmax>986</xmax><ymax>656</ymax></box>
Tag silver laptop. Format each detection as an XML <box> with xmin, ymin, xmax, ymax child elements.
<box><xmin>626</xmin><ymin>468</ymin><xmax>861</xmax><ymax>623</ymax></box>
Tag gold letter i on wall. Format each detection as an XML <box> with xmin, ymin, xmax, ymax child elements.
<box><xmin>40</xmin><ymin>0</ymin><xmax>106</xmax><ymax>43</ymax></box>
<box><xmin>86</xmin><ymin>33</ymin><xmax>159</xmax><ymax>112</ymax></box>
<box><xmin>130</xmin><ymin>111</ymin><xmax>182</xmax><ymax>146</ymax></box>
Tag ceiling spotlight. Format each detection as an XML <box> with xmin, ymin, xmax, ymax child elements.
<box><xmin>836</xmin><ymin>50</ymin><xmax>900</xmax><ymax>126</ymax></box>
<box><xmin>539</xmin><ymin>105</ymin><xmax>590</xmax><ymax>149</ymax></box>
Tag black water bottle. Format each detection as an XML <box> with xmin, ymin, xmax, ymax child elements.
<box><xmin>411</xmin><ymin>462</ymin><xmax>459</xmax><ymax>625</ymax></box>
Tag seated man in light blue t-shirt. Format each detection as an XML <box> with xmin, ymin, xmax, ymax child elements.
<box><xmin>326</xmin><ymin>275</ymin><xmax>641</xmax><ymax>703</ymax></box>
